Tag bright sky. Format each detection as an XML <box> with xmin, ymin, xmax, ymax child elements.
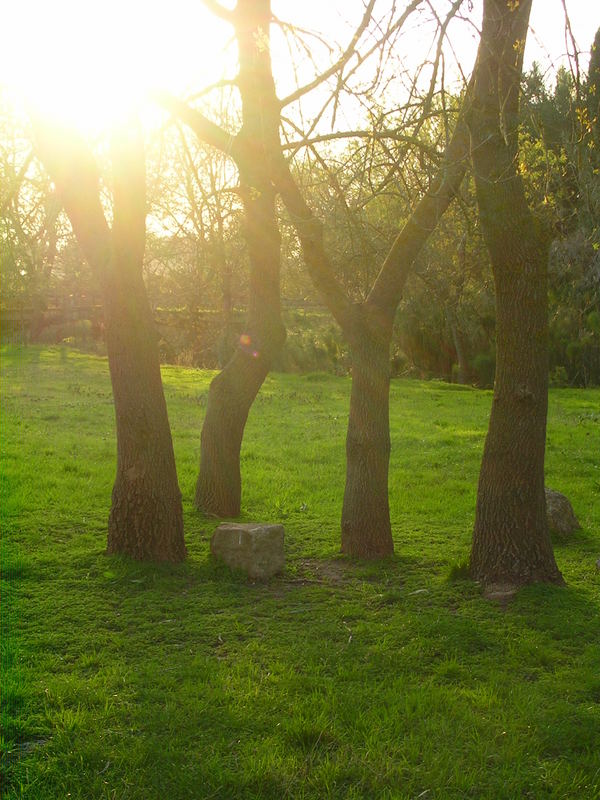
<box><xmin>0</xmin><ymin>0</ymin><xmax>598</xmax><ymax>133</ymax></box>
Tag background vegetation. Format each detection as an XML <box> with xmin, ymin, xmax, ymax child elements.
<box><xmin>2</xmin><ymin>60</ymin><xmax>599</xmax><ymax>386</ymax></box>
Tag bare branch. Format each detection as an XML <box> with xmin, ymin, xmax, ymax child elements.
<box><xmin>421</xmin><ymin>0</ymin><xmax>464</xmax><ymax>120</ymax></box>
<box><xmin>200</xmin><ymin>0</ymin><xmax>234</xmax><ymax>24</ymax></box>
<box><xmin>281</xmin><ymin>128</ymin><xmax>441</xmax><ymax>161</ymax></box>
<box><xmin>31</xmin><ymin>116</ymin><xmax>111</xmax><ymax>274</ymax></box>
<box><xmin>367</xmin><ymin>80</ymin><xmax>474</xmax><ymax>316</ymax></box>
<box><xmin>152</xmin><ymin>90</ymin><xmax>237</xmax><ymax>160</ymax></box>
<box><xmin>326</xmin><ymin>0</ymin><xmax>424</xmax><ymax>108</ymax></box>
<box><xmin>272</xmin><ymin>154</ymin><xmax>354</xmax><ymax>331</ymax></box>
<box><xmin>560</xmin><ymin>0</ymin><xmax>581</xmax><ymax>101</ymax></box>
<box><xmin>184</xmin><ymin>78</ymin><xmax>238</xmax><ymax>104</ymax></box>
<box><xmin>272</xmin><ymin>15</ymin><xmax>334</xmax><ymax>55</ymax></box>
<box><xmin>0</xmin><ymin>149</ymin><xmax>33</xmax><ymax>216</ymax></box>
<box><xmin>279</xmin><ymin>0</ymin><xmax>378</xmax><ymax>108</ymax></box>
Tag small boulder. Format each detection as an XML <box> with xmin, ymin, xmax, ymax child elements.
<box><xmin>545</xmin><ymin>488</ymin><xmax>581</xmax><ymax>536</ymax></box>
<box><xmin>211</xmin><ymin>522</ymin><xmax>284</xmax><ymax>580</ymax></box>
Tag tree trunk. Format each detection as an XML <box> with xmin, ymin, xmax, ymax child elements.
<box><xmin>105</xmin><ymin>277</ymin><xmax>185</xmax><ymax>561</ymax></box>
<box><xmin>33</xmin><ymin>119</ymin><xmax>186</xmax><ymax>562</ymax></box>
<box><xmin>195</xmin><ymin>161</ymin><xmax>285</xmax><ymax>517</ymax></box>
<box><xmin>195</xmin><ymin>349</ymin><xmax>271</xmax><ymax>516</ymax></box>
<box><xmin>469</xmin><ymin>0</ymin><xmax>561</xmax><ymax>586</ymax></box>
<box><xmin>470</xmin><ymin>215</ymin><xmax>561</xmax><ymax>584</ymax></box>
<box><xmin>341</xmin><ymin>307</ymin><xmax>394</xmax><ymax>558</ymax></box>
<box><xmin>105</xmin><ymin>130</ymin><xmax>186</xmax><ymax>562</ymax></box>
<box><xmin>195</xmin><ymin>0</ymin><xmax>286</xmax><ymax>517</ymax></box>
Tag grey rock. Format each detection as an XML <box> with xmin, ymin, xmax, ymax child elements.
<box><xmin>545</xmin><ymin>488</ymin><xmax>581</xmax><ymax>536</ymax></box>
<box><xmin>211</xmin><ymin>523</ymin><xmax>284</xmax><ymax>580</ymax></box>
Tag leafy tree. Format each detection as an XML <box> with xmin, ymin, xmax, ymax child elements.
<box><xmin>520</xmin><ymin>40</ymin><xmax>600</xmax><ymax>387</ymax></box>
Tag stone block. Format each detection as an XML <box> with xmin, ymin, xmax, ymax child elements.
<box><xmin>545</xmin><ymin>488</ymin><xmax>581</xmax><ymax>536</ymax></box>
<box><xmin>211</xmin><ymin>523</ymin><xmax>284</xmax><ymax>580</ymax></box>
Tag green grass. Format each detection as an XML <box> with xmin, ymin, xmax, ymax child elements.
<box><xmin>2</xmin><ymin>345</ymin><xmax>599</xmax><ymax>800</ymax></box>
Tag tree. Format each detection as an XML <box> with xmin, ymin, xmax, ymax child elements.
<box><xmin>158</xmin><ymin>0</ymin><xmax>286</xmax><ymax>516</ymax></box>
<box><xmin>33</xmin><ymin>118</ymin><xmax>186</xmax><ymax>562</ymax></box>
<box><xmin>270</xmin><ymin>0</ymin><xmax>476</xmax><ymax>557</ymax></box>
<box><xmin>273</xmin><ymin>107</ymin><xmax>472</xmax><ymax>556</ymax></box>
<box><xmin>467</xmin><ymin>0</ymin><xmax>562</xmax><ymax>587</ymax></box>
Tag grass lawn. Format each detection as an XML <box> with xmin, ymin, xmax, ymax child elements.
<box><xmin>1</xmin><ymin>345</ymin><xmax>599</xmax><ymax>799</ymax></box>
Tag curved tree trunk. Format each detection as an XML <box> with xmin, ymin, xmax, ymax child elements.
<box><xmin>195</xmin><ymin>156</ymin><xmax>285</xmax><ymax>517</ymax></box>
<box><xmin>195</xmin><ymin>342</ymin><xmax>281</xmax><ymax>516</ymax></box>
<box><xmin>468</xmin><ymin>0</ymin><xmax>561</xmax><ymax>587</ymax></box>
<box><xmin>194</xmin><ymin>0</ymin><xmax>286</xmax><ymax>517</ymax></box>
<box><xmin>342</xmin><ymin>308</ymin><xmax>393</xmax><ymax>557</ymax></box>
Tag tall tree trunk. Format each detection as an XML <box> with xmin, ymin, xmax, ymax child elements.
<box><xmin>195</xmin><ymin>145</ymin><xmax>285</xmax><ymax>517</ymax></box>
<box><xmin>104</xmin><ymin>274</ymin><xmax>185</xmax><ymax>561</ymax></box>
<box><xmin>195</xmin><ymin>0</ymin><xmax>285</xmax><ymax>516</ymax></box>
<box><xmin>470</xmin><ymin>229</ymin><xmax>560</xmax><ymax>583</ymax></box>
<box><xmin>468</xmin><ymin>0</ymin><xmax>561</xmax><ymax>586</ymax></box>
<box><xmin>342</xmin><ymin>307</ymin><xmax>393</xmax><ymax>557</ymax></box>
<box><xmin>34</xmin><ymin>120</ymin><xmax>186</xmax><ymax>562</ymax></box>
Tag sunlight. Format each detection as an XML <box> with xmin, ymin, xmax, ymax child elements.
<box><xmin>2</xmin><ymin>0</ymin><xmax>597</xmax><ymax>136</ymax></box>
<box><xmin>0</xmin><ymin>0</ymin><xmax>233</xmax><ymax>132</ymax></box>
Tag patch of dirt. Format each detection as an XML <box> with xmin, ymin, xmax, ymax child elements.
<box><xmin>265</xmin><ymin>557</ymin><xmax>395</xmax><ymax>597</ymax></box>
<box><xmin>483</xmin><ymin>582</ymin><xmax>520</xmax><ymax>606</ymax></box>
<box><xmin>295</xmin><ymin>558</ymin><xmax>355</xmax><ymax>584</ymax></box>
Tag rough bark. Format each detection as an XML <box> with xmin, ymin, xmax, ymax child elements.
<box><xmin>34</xmin><ymin>120</ymin><xmax>185</xmax><ymax>562</ymax></box>
<box><xmin>195</xmin><ymin>340</ymin><xmax>281</xmax><ymax>516</ymax></box>
<box><xmin>468</xmin><ymin>0</ymin><xmax>561</xmax><ymax>586</ymax></box>
<box><xmin>104</xmin><ymin>288</ymin><xmax>184</xmax><ymax>561</ymax></box>
<box><xmin>341</xmin><ymin>307</ymin><xmax>393</xmax><ymax>557</ymax></box>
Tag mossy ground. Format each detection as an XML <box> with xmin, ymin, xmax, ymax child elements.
<box><xmin>2</xmin><ymin>346</ymin><xmax>599</xmax><ymax>799</ymax></box>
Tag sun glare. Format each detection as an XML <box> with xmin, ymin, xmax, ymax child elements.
<box><xmin>0</xmin><ymin>0</ymin><xmax>233</xmax><ymax>133</ymax></box>
<box><xmin>1</xmin><ymin>0</ymin><xmax>598</xmax><ymax>136</ymax></box>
